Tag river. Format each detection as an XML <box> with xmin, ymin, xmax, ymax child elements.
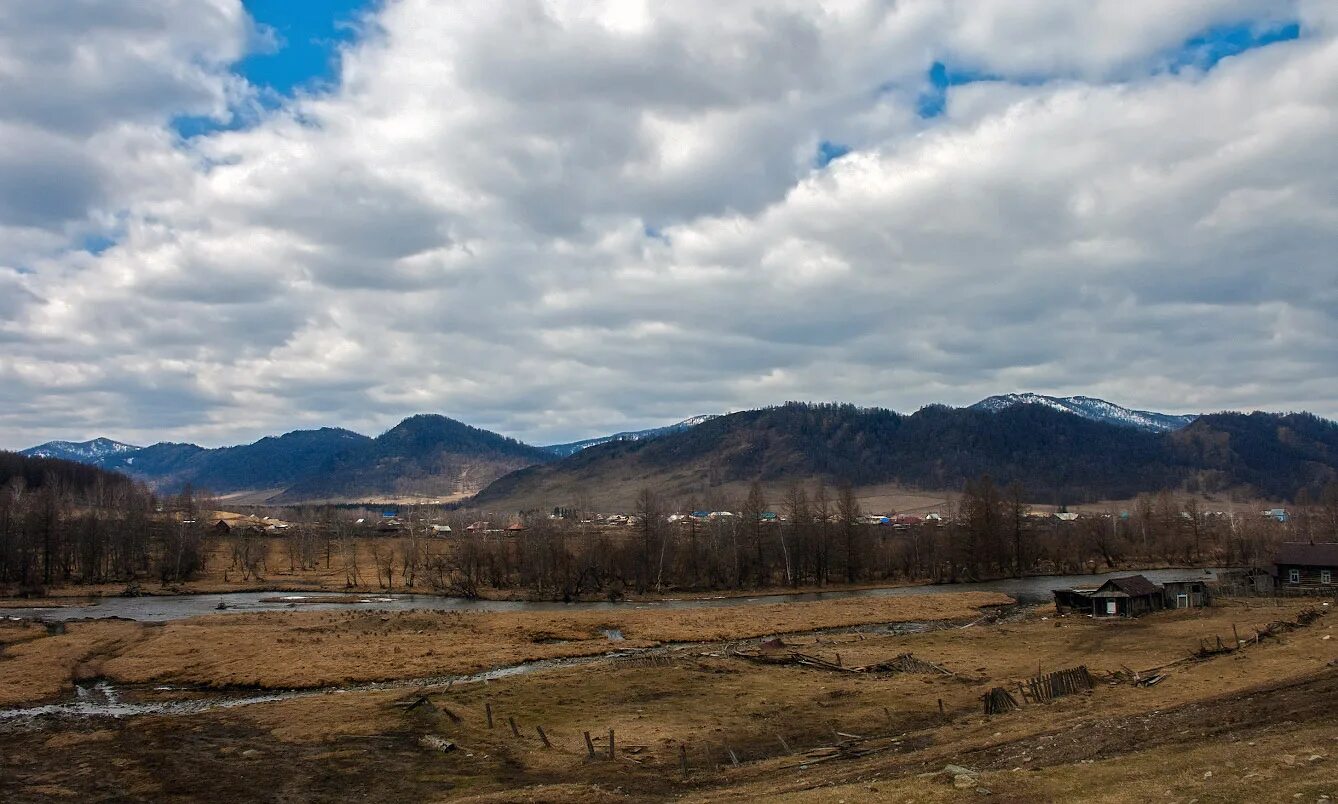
<box><xmin>0</xmin><ymin>567</ymin><xmax>1222</xmax><ymax>622</ymax></box>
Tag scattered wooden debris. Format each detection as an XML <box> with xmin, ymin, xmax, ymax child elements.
<box><xmin>774</xmin><ymin>732</ymin><xmax>907</xmax><ymax>769</ymax></box>
<box><xmin>982</xmin><ymin>687</ymin><xmax>1020</xmax><ymax>715</ymax></box>
<box><xmin>730</xmin><ymin>644</ymin><xmax>955</xmax><ymax>677</ymax></box>
<box><xmin>1105</xmin><ymin>666</ymin><xmax>1165</xmax><ymax>687</ymax></box>
<box><xmin>391</xmin><ymin>694</ymin><xmax>435</xmax><ymax>713</ymax></box>
<box><xmin>862</xmin><ymin>653</ymin><xmax>957</xmax><ymax>676</ymax></box>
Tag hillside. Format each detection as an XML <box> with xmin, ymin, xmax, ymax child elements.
<box><xmin>542</xmin><ymin>415</ymin><xmax>718</xmax><ymax>457</ymax></box>
<box><xmin>0</xmin><ymin>450</ymin><xmax>140</xmax><ymax>497</ymax></box>
<box><xmin>100</xmin><ymin>429</ymin><xmax>370</xmax><ymax>495</ymax></box>
<box><xmin>273</xmin><ymin>415</ymin><xmax>554</xmax><ymax>503</ymax></box>
<box><xmin>474</xmin><ymin>402</ymin><xmax>1338</xmax><ymax>510</ymax></box>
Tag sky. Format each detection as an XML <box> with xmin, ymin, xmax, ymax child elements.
<box><xmin>2</xmin><ymin>1</ymin><xmax>1337</xmax><ymax>450</ymax></box>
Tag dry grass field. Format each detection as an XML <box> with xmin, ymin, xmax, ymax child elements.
<box><xmin>1</xmin><ymin>594</ymin><xmax>1334</xmax><ymax>802</ymax></box>
<box><xmin>0</xmin><ymin>592</ymin><xmax>1008</xmax><ymax>698</ymax></box>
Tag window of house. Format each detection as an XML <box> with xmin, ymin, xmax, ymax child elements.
<box><xmin>1323</xmin><ymin>570</ymin><xmax>1332</xmax><ymax>585</ymax></box>
<box><xmin>1288</xmin><ymin>569</ymin><xmax>1300</xmax><ymax>584</ymax></box>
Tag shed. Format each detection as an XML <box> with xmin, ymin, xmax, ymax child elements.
<box><xmin>1051</xmin><ymin>586</ymin><xmax>1098</xmax><ymax>614</ymax></box>
<box><xmin>1273</xmin><ymin>542</ymin><xmax>1338</xmax><ymax>590</ymax></box>
<box><xmin>1160</xmin><ymin>578</ymin><xmax>1211</xmax><ymax>609</ymax></box>
<box><xmin>1090</xmin><ymin>574</ymin><xmax>1164</xmax><ymax>618</ymax></box>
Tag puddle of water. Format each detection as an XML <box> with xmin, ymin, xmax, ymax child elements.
<box><xmin>602</xmin><ymin>628</ymin><xmax>625</xmax><ymax>641</ymax></box>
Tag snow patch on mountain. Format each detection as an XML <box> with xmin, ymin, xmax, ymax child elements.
<box><xmin>969</xmin><ymin>393</ymin><xmax>1197</xmax><ymax>433</ymax></box>
<box><xmin>543</xmin><ymin>415</ymin><xmax>720</xmax><ymax>456</ymax></box>
<box><xmin>20</xmin><ymin>438</ymin><xmax>143</xmax><ymax>464</ymax></box>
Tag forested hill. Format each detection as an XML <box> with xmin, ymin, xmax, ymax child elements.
<box><xmin>474</xmin><ymin>402</ymin><xmax>1338</xmax><ymax>509</ymax></box>
<box><xmin>273</xmin><ymin>414</ymin><xmax>555</xmax><ymax>502</ymax></box>
<box><xmin>100</xmin><ymin>428</ymin><xmax>371</xmax><ymax>494</ymax></box>
<box><xmin>0</xmin><ymin>450</ymin><xmax>139</xmax><ymax>496</ymax></box>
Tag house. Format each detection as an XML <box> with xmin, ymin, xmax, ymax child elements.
<box><xmin>1262</xmin><ymin>508</ymin><xmax>1290</xmax><ymax>522</ymax></box>
<box><xmin>1053</xmin><ymin>574</ymin><xmax>1167</xmax><ymax>618</ymax></box>
<box><xmin>505</xmin><ymin>523</ymin><xmax>527</xmax><ymax>533</ymax></box>
<box><xmin>1273</xmin><ymin>542</ymin><xmax>1338</xmax><ymax>590</ymax></box>
<box><xmin>212</xmin><ymin>520</ymin><xmax>232</xmax><ymax>535</ymax></box>
<box><xmin>430</xmin><ymin>524</ymin><xmax>452</xmax><ymax>536</ymax></box>
<box><xmin>1089</xmin><ymin>575</ymin><xmax>1165</xmax><ymax>617</ymax></box>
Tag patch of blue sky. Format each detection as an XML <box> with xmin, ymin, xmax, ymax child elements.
<box><xmin>238</xmin><ymin>0</ymin><xmax>374</xmax><ymax>95</ymax></box>
<box><xmin>171</xmin><ymin>1</ymin><xmax>374</xmax><ymax>139</ymax></box>
<box><xmin>1167</xmin><ymin>20</ymin><xmax>1300</xmax><ymax>73</ymax></box>
<box><xmin>916</xmin><ymin>61</ymin><xmax>1003</xmax><ymax>119</ymax></box>
<box><xmin>170</xmin><ymin>112</ymin><xmax>258</xmax><ymax>140</ymax></box>
<box><xmin>814</xmin><ymin>140</ymin><xmax>851</xmax><ymax>168</ymax></box>
<box><xmin>79</xmin><ymin>233</ymin><xmax>117</xmax><ymax>256</ymax></box>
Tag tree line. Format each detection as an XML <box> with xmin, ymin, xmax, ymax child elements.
<box><xmin>0</xmin><ymin>452</ymin><xmax>212</xmax><ymax>592</ymax></box>
<box><xmin>261</xmin><ymin>476</ymin><xmax>1328</xmax><ymax>599</ymax></box>
<box><xmin>5</xmin><ymin>444</ymin><xmax>1333</xmax><ymax>599</ymax></box>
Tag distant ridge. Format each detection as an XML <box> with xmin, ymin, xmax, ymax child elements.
<box><xmin>272</xmin><ymin>414</ymin><xmax>554</xmax><ymax>503</ymax></box>
<box><xmin>475</xmin><ymin>402</ymin><xmax>1338</xmax><ymax>509</ymax></box>
<box><xmin>969</xmin><ymin>393</ymin><xmax>1197</xmax><ymax>433</ymax></box>
<box><xmin>20</xmin><ymin>437</ymin><xmax>141</xmax><ymax>464</ymax></box>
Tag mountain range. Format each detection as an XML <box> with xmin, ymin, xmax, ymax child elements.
<box><xmin>15</xmin><ymin>394</ymin><xmax>1335</xmax><ymax>507</ymax></box>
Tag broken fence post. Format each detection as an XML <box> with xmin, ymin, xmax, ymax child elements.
<box><xmin>536</xmin><ymin>725</ymin><xmax>551</xmax><ymax>748</ymax></box>
<box><xmin>485</xmin><ymin>702</ymin><xmax>493</xmax><ymax>729</ymax></box>
<box><xmin>583</xmin><ymin>730</ymin><xmax>595</xmax><ymax>758</ymax></box>
<box><xmin>679</xmin><ymin>743</ymin><xmax>689</xmax><ymax>777</ymax></box>
<box><xmin>776</xmin><ymin>734</ymin><xmax>791</xmax><ymax>753</ymax></box>
<box><xmin>608</xmin><ymin>728</ymin><xmax>616</xmax><ymax>759</ymax></box>
<box><xmin>508</xmin><ymin>716</ymin><xmax>521</xmax><ymax>738</ymax></box>
<box><xmin>728</xmin><ymin>747</ymin><xmax>740</xmax><ymax>767</ymax></box>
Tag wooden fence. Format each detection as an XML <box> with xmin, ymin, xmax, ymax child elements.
<box><xmin>1020</xmin><ymin>665</ymin><xmax>1093</xmax><ymax>704</ymax></box>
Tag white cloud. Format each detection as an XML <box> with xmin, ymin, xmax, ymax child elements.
<box><xmin>1</xmin><ymin>0</ymin><xmax>1336</xmax><ymax>449</ymax></box>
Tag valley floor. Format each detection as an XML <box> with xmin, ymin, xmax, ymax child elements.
<box><xmin>1</xmin><ymin>594</ymin><xmax>1335</xmax><ymax>802</ymax></box>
